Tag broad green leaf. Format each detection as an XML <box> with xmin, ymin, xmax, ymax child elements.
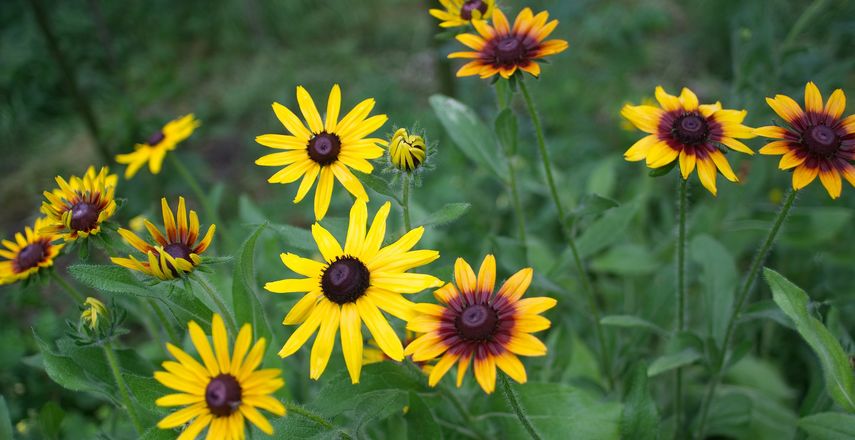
<box><xmin>271</xmin><ymin>223</ymin><xmax>316</xmax><ymax>251</ymax></box>
<box><xmin>586</xmin><ymin>158</ymin><xmax>617</xmax><ymax>197</ymax></box>
<box><xmin>576</xmin><ymin>200</ymin><xmax>640</xmax><ymax>258</ymax></box>
<box><xmin>600</xmin><ymin>315</ymin><xmax>666</xmax><ymax>335</ymax></box>
<box><xmin>0</xmin><ymin>396</ymin><xmax>12</xmax><ymax>440</ymax></box>
<box><xmin>765</xmin><ymin>268</ymin><xmax>855</xmax><ymax>412</ymax></box>
<box><xmin>138</xmin><ymin>426</ymin><xmax>176</xmax><ymax>440</ymax></box>
<box><xmin>690</xmin><ymin>235</ymin><xmax>737</xmax><ymax>346</ymax></box>
<box><xmin>232</xmin><ymin>224</ymin><xmax>274</xmax><ymax>342</ymax></box>
<box><xmin>568</xmin><ymin>194</ymin><xmax>620</xmax><ymax>223</ymax></box>
<box><xmin>416</xmin><ymin>202</ymin><xmax>470</xmax><ymax>228</ymax></box>
<box><xmin>798</xmin><ymin>412</ymin><xmax>855</xmax><ymax>439</ymax></box>
<box><xmin>34</xmin><ymin>334</ymin><xmax>111</xmax><ymax>396</ymax></box>
<box><xmin>591</xmin><ymin>245</ymin><xmax>659</xmax><ymax>276</ymax></box>
<box><xmin>269</xmin><ymin>404</ymin><xmax>340</xmax><ymax>440</ymax></box>
<box><xmin>494</xmin><ymin>108</ymin><xmax>518</xmax><ymax>155</ymax></box>
<box><xmin>404</xmin><ymin>392</ymin><xmax>442</xmax><ymax>440</ymax></box>
<box><xmin>311</xmin><ymin>363</ymin><xmax>427</xmax><ymax>418</ymax></box>
<box><xmin>38</xmin><ymin>401</ymin><xmax>64</xmax><ymax>440</ymax></box>
<box><xmin>704</xmin><ymin>391</ymin><xmax>752</xmax><ymax>438</ymax></box>
<box><xmin>647</xmin><ymin>349</ymin><xmax>701</xmax><ymax>377</ymax></box>
<box><xmin>124</xmin><ymin>373</ymin><xmax>166</xmax><ymax>415</ymax></box>
<box><xmin>429</xmin><ymin>94</ymin><xmax>507</xmax><ymax>181</ymax></box>
<box><xmin>620</xmin><ymin>362</ymin><xmax>660</xmax><ymax>440</ymax></box>
<box><xmin>354</xmin><ymin>171</ymin><xmax>401</xmax><ymax>202</ymax></box>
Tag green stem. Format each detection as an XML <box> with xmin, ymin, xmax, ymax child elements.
<box><xmin>168</xmin><ymin>154</ymin><xmax>232</xmax><ymax>248</ymax></box>
<box><xmin>50</xmin><ymin>270</ymin><xmax>84</xmax><ymax>304</ymax></box>
<box><xmin>695</xmin><ymin>189</ymin><xmax>797</xmax><ymax>438</ymax></box>
<box><xmin>674</xmin><ymin>178</ymin><xmax>688</xmax><ymax>436</ymax></box>
<box><xmin>401</xmin><ymin>173</ymin><xmax>412</xmax><ymax>231</ymax></box>
<box><xmin>500</xmin><ymin>373</ymin><xmax>541</xmax><ymax>440</ymax></box>
<box><xmin>495</xmin><ymin>83</ymin><xmax>528</xmax><ymax>259</ymax></box>
<box><xmin>147</xmin><ymin>298</ymin><xmax>179</xmax><ymax>343</ymax></box>
<box><xmin>518</xmin><ymin>80</ymin><xmax>612</xmax><ymax>387</ymax></box>
<box><xmin>284</xmin><ymin>402</ymin><xmax>353</xmax><ymax>440</ymax></box>
<box><xmin>191</xmin><ymin>274</ymin><xmax>237</xmax><ymax>333</ymax></box>
<box><xmin>103</xmin><ymin>341</ymin><xmax>143</xmax><ymax>434</ymax></box>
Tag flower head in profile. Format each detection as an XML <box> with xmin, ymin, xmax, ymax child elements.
<box><xmin>256</xmin><ymin>85</ymin><xmax>387</xmax><ymax>220</ymax></box>
<box><xmin>405</xmin><ymin>255</ymin><xmax>556</xmax><ymax>394</ymax></box>
<box><xmin>155</xmin><ymin>314</ymin><xmax>285</xmax><ymax>439</ymax></box>
<box><xmin>429</xmin><ymin>0</ymin><xmax>495</xmax><ymax>28</ymax></box>
<box><xmin>389</xmin><ymin>128</ymin><xmax>428</xmax><ymax>172</ymax></box>
<box><xmin>41</xmin><ymin>166</ymin><xmax>118</xmax><ymax>241</ymax></box>
<box><xmin>622</xmin><ymin>86</ymin><xmax>756</xmax><ymax>195</ymax></box>
<box><xmin>80</xmin><ymin>297</ymin><xmax>107</xmax><ymax>329</ymax></box>
<box><xmin>111</xmin><ymin>197</ymin><xmax>215</xmax><ymax>280</ymax></box>
<box><xmin>116</xmin><ymin>114</ymin><xmax>200</xmax><ymax>179</ymax></box>
<box><xmin>450</xmin><ymin>8</ymin><xmax>568</xmax><ymax>79</ymax></box>
<box><xmin>265</xmin><ymin>199</ymin><xmax>442</xmax><ymax>384</ymax></box>
<box><xmin>0</xmin><ymin>218</ymin><xmax>63</xmax><ymax>285</ymax></box>
<box><xmin>756</xmin><ymin>82</ymin><xmax>855</xmax><ymax>199</ymax></box>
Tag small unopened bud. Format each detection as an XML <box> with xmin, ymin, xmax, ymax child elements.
<box><xmin>81</xmin><ymin>297</ymin><xmax>108</xmax><ymax>329</ymax></box>
<box><xmin>389</xmin><ymin>128</ymin><xmax>427</xmax><ymax>172</ymax></box>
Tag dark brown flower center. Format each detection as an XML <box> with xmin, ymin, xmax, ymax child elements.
<box><xmin>460</xmin><ymin>0</ymin><xmax>488</xmax><ymax>20</ymax></box>
<box><xmin>69</xmin><ymin>202</ymin><xmax>100</xmax><ymax>232</ymax></box>
<box><xmin>672</xmin><ymin>114</ymin><xmax>709</xmax><ymax>145</ymax></box>
<box><xmin>307</xmin><ymin>132</ymin><xmax>342</xmax><ymax>166</ymax></box>
<box><xmin>804</xmin><ymin>124</ymin><xmax>839</xmax><ymax>156</ymax></box>
<box><xmin>205</xmin><ymin>374</ymin><xmax>242</xmax><ymax>417</ymax></box>
<box><xmin>321</xmin><ymin>256</ymin><xmax>370</xmax><ymax>304</ymax></box>
<box><xmin>162</xmin><ymin>243</ymin><xmax>192</xmax><ymax>276</ymax></box>
<box><xmin>15</xmin><ymin>243</ymin><xmax>46</xmax><ymax>271</ymax></box>
<box><xmin>147</xmin><ymin>131</ymin><xmax>166</xmax><ymax>146</ymax></box>
<box><xmin>455</xmin><ymin>304</ymin><xmax>498</xmax><ymax>340</ymax></box>
<box><xmin>494</xmin><ymin>36</ymin><xmax>526</xmax><ymax>67</ymax></box>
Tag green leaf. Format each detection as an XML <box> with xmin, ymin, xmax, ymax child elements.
<box><xmin>647</xmin><ymin>349</ymin><xmax>701</xmax><ymax>377</ymax></box>
<box><xmin>404</xmin><ymin>392</ymin><xmax>442</xmax><ymax>440</ymax></box>
<box><xmin>269</xmin><ymin>405</ymin><xmax>339</xmax><ymax>439</ymax></box>
<box><xmin>798</xmin><ymin>412</ymin><xmax>855</xmax><ymax>439</ymax></box>
<box><xmin>494</xmin><ymin>108</ymin><xmax>518</xmax><ymax>155</ymax></box>
<box><xmin>691</xmin><ymin>235</ymin><xmax>737</xmax><ymax>346</ymax></box>
<box><xmin>0</xmin><ymin>396</ymin><xmax>12</xmax><ymax>440</ymax></box>
<box><xmin>416</xmin><ymin>202</ymin><xmax>470</xmax><ymax>228</ymax></box>
<box><xmin>38</xmin><ymin>401</ymin><xmax>64</xmax><ymax>440</ymax></box>
<box><xmin>764</xmin><ymin>268</ymin><xmax>855</xmax><ymax>412</ymax></box>
<box><xmin>586</xmin><ymin>158</ymin><xmax>617</xmax><ymax>197</ymax></box>
<box><xmin>354</xmin><ymin>171</ymin><xmax>401</xmax><ymax>202</ymax></box>
<box><xmin>232</xmin><ymin>224</ymin><xmax>274</xmax><ymax>342</ymax></box>
<box><xmin>576</xmin><ymin>200</ymin><xmax>640</xmax><ymax>258</ymax></box>
<box><xmin>429</xmin><ymin>94</ymin><xmax>507</xmax><ymax>181</ymax></box>
<box><xmin>600</xmin><ymin>315</ymin><xmax>666</xmax><ymax>335</ymax></box>
<box><xmin>620</xmin><ymin>362</ymin><xmax>660</xmax><ymax>440</ymax></box>
<box><xmin>34</xmin><ymin>334</ymin><xmax>110</xmax><ymax>396</ymax></box>
<box><xmin>704</xmin><ymin>391</ymin><xmax>752</xmax><ymax>438</ymax></box>
<box><xmin>568</xmin><ymin>194</ymin><xmax>620</xmax><ymax>222</ymax></box>
<box><xmin>648</xmin><ymin>161</ymin><xmax>677</xmax><ymax>177</ymax></box>
<box><xmin>139</xmin><ymin>426</ymin><xmax>177</xmax><ymax>440</ymax></box>
<box><xmin>271</xmin><ymin>223</ymin><xmax>316</xmax><ymax>251</ymax></box>
<box><xmin>124</xmin><ymin>373</ymin><xmax>166</xmax><ymax>415</ymax></box>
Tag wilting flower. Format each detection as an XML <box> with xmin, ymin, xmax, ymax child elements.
<box><xmin>80</xmin><ymin>297</ymin><xmax>107</xmax><ymax>329</ymax></box>
<box><xmin>389</xmin><ymin>128</ymin><xmax>427</xmax><ymax>172</ymax></box>
<box><xmin>429</xmin><ymin>0</ymin><xmax>495</xmax><ymax>28</ymax></box>
<box><xmin>111</xmin><ymin>197</ymin><xmax>215</xmax><ymax>280</ymax></box>
<box><xmin>41</xmin><ymin>166</ymin><xmax>118</xmax><ymax>241</ymax></box>
<box><xmin>116</xmin><ymin>114</ymin><xmax>200</xmax><ymax>179</ymax></box>
<box><xmin>622</xmin><ymin>86</ymin><xmax>756</xmax><ymax>195</ymax></box>
<box><xmin>405</xmin><ymin>255</ymin><xmax>556</xmax><ymax>394</ymax></box>
<box><xmin>0</xmin><ymin>218</ymin><xmax>63</xmax><ymax>285</ymax></box>
<box><xmin>756</xmin><ymin>82</ymin><xmax>855</xmax><ymax>199</ymax></box>
<box><xmin>450</xmin><ymin>8</ymin><xmax>568</xmax><ymax>79</ymax></box>
<box><xmin>255</xmin><ymin>85</ymin><xmax>387</xmax><ymax>220</ymax></box>
<box><xmin>154</xmin><ymin>314</ymin><xmax>285</xmax><ymax>439</ymax></box>
<box><xmin>265</xmin><ymin>199</ymin><xmax>442</xmax><ymax>383</ymax></box>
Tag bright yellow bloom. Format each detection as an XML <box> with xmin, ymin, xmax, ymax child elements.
<box><xmin>0</xmin><ymin>218</ymin><xmax>63</xmax><ymax>285</ymax></box>
<box><xmin>389</xmin><ymin>128</ymin><xmax>427</xmax><ymax>172</ymax></box>
<box><xmin>429</xmin><ymin>0</ymin><xmax>495</xmax><ymax>28</ymax></box>
<box><xmin>116</xmin><ymin>114</ymin><xmax>200</xmax><ymax>179</ymax></box>
<box><xmin>450</xmin><ymin>8</ymin><xmax>568</xmax><ymax>79</ymax></box>
<box><xmin>756</xmin><ymin>82</ymin><xmax>855</xmax><ymax>199</ymax></box>
<box><xmin>111</xmin><ymin>197</ymin><xmax>215</xmax><ymax>280</ymax></box>
<box><xmin>154</xmin><ymin>314</ymin><xmax>285</xmax><ymax>439</ymax></box>
<box><xmin>265</xmin><ymin>199</ymin><xmax>442</xmax><ymax>383</ymax></box>
<box><xmin>81</xmin><ymin>297</ymin><xmax>107</xmax><ymax>329</ymax></box>
<box><xmin>405</xmin><ymin>255</ymin><xmax>556</xmax><ymax>394</ymax></box>
<box><xmin>255</xmin><ymin>85</ymin><xmax>388</xmax><ymax>220</ymax></box>
<box><xmin>621</xmin><ymin>86</ymin><xmax>756</xmax><ymax>195</ymax></box>
<box><xmin>40</xmin><ymin>166</ymin><xmax>118</xmax><ymax>241</ymax></box>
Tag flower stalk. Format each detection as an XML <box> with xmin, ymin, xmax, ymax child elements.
<box><xmin>674</xmin><ymin>177</ymin><xmax>689</xmax><ymax>436</ymax></box>
<box><xmin>103</xmin><ymin>340</ymin><xmax>144</xmax><ymax>434</ymax></box>
<box><xmin>500</xmin><ymin>373</ymin><xmax>541</xmax><ymax>440</ymax></box>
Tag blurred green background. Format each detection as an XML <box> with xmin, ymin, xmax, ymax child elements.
<box><xmin>1</xmin><ymin>0</ymin><xmax>854</xmax><ymax>438</ymax></box>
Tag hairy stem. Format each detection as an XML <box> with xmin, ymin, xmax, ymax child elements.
<box><xmin>103</xmin><ymin>341</ymin><xmax>143</xmax><ymax>434</ymax></box>
<box><xmin>402</xmin><ymin>173</ymin><xmax>412</xmax><ymax>231</ymax></box>
<box><xmin>674</xmin><ymin>178</ymin><xmax>688</xmax><ymax>436</ymax></box>
<box><xmin>284</xmin><ymin>402</ymin><xmax>353</xmax><ymax>440</ymax></box>
<box><xmin>50</xmin><ymin>270</ymin><xmax>84</xmax><ymax>304</ymax></box>
<box><xmin>191</xmin><ymin>274</ymin><xmax>237</xmax><ymax>333</ymax></box>
<box><xmin>147</xmin><ymin>298</ymin><xmax>179</xmax><ymax>343</ymax></box>
<box><xmin>500</xmin><ymin>373</ymin><xmax>541</xmax><ymax>440</ymax></box>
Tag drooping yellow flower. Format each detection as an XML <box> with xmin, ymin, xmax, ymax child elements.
<box><xmin>255</xmin><ymin>85</ymin><xmax>388</xmax><ymax>220</ymax></box>
<box><xmin>405</xmin><ymin>255</ymin><xmax>556</xmax><ymax>394</ymax></box>
<box><xmin>111</xmin><ymin>197</ymin><xmax>215</xmax><ymax>280</ymax></box>
<box><xmin>389</xmin><ymin>128</ymin><xmax>427</xmax><ymax>172</ymax></box>
<box><xmin>429</xmin><ymin>0</ymin><xmax>495</xmax><ymax>28</ymax></box>
<box><xmin>81</xmin><ymin>297</ymin><xmax>107</xmax><ymax>329</ymax></box>
<box><xmin>0</xmin><ymin>218</ymin><xmax>63</xmax><ymax>285</ymax></box>
<box><xmin>115</xmin><ymin>114</ymin><xmax>200</xmax><ymax>179</ymax></box>
<box><xmin>756</xmin><ymin>82</ymin><xmax>855</xmax><ymax>199</ymax></box>
<box><xmin>265</xmin><ymin>199</ymin><xmax>442</xmax><ymax>383</ymax></box>
<box><xmin>621</xmin><ymin>86</ymin><xmax>756</xmax><ymax>195</ymax></box>
<box><xmin>449</xmin><ymin>8</ymin><xmax>568</xmax><ymax>79</ymax></box>
<box><xmin>154</xmin><ymin>314</ymin><xmax>285</xmax><ymax>439</ymax></box>
<box><xmin>40</xmin><ymin>166</ymin><xmax>118</xmax><ymax>241</ymax></box>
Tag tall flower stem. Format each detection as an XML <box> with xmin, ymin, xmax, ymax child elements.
<box><xmin>147</xmin><ymin>298</ymin><xmax>179</xmax><ymax>343</ymax></box>
<box><xmin>50</xmin><ymin>270</ymin><xmax>84</xmax><ymax>304</ymax></box>
<box><xmin>401</xmin><ymin>173</ymin><xmax>413</xmax><ymax>231</ymax></box>
<box><xmin>103</xmin><ymin>341</ymin><xmax>143</xmax><ymax>434</ymax></box>
<box><xmin>495</xmin><ymin>85</ymin><xmax>528</xmax><ymax>259</ymax></box>
<box><xmin>695</xmin><ymin>189</ymin><xmax>798</xmax><ymax>438</ymax></box>
<box><xmin>167</xmin><ymin>154</ymin><xmax>233</xmax><ymax>249</ymax></box>
<box><xmin>518</xmin><ymin>79</ymin><xmax>612</xmax><ymax>387</ymax></box>
<box><xmin>500</xmin><ymin>373</ymin><xmax>541</xmax><ymax>440</ymax></box>
<box><xmin>190</xmin><ymin>273</ymin><xmax>237</xmax><ymax>333</ymax></box>
<box><xmin>674</xmin><ymin>177</ymin><xmax>688</xmax><ymax>436</ymax></box>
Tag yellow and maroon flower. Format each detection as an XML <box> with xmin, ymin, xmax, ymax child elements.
<box><xmin>449</xmin><ymin>8</ymin><xmax>568</xmax><ymax>79</ymax></box>
<box><xmin>111</xmin><ymin>197</ymin><xmax>215</xmax><ymax>280</ymax></box>
<box><xmin>622</xmin><ymin>86</ymin><xmax>756</xmax><ymax>195</ymax></box>
<box><xmin>404</xmin><ymin>255</ymin><xmax>556</xmax><ymax>394</ymax></box>
<box><xmin>40</xmin><ymin>166</ymin><xmax>118</xmax><ymax>241</ymax></box>
<box><xmin>0</xmin><ymin>218</ymin><xmax>63</xmax><ymax>285</ymax></box>
<box><xmin>116</xmin><ymin>114</ymin><xmax>200</xmax><ymax>179</ymax></box>
<box><xmin>756</xmin><ymin>82</ymin><xmax>855</xmax><ymax>199</ymax></box>
<box><xmin>429</xmin><ymin>0</ymin><xmax>496</xmax><ymax>28</ymax></box>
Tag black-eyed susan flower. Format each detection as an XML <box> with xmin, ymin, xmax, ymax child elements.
<box><xmin>41</xmin><ymin>166</ymin><xmax>118</xmax><ymax>241</ymax></box>
<box><xmin>0</xmin><ymin>217</ymin><xmax>63</xmax><ymax>285</ymax></box>
<box><xmin>389</xmin><ymin>128</ymin><xmax>427</xmax><ymax>172</ymax></box>
<box><xmin>116</xmin><ymin>114</ymin><xmax>201</xmax><ymax>179</ymax></box>
<box><xmin>255</xmin><ymin>85</ymin><xmax>387</xmax><ymax>221</ymax></box>
<box><xmin>449</xmin><ymin>7</ymin><xmax>568</xmax><ymax>79</ymax></box>
<box><xmin>622</xmin><ymin>86</ymin><xmax>756</xmax><ymax>195</ymax></box>
<box><xmin>756</xmin><ymin>82</ymin><xmax>855</xmax><ymax>199</ymax></box>
<box><xmin>155</xmin><ymin>314</ymin><xmax>285</xmax><ymax>439</ymax></box>
<box><xmin>112</xmin><ymin>197</ymin><xmax>215</xmax><ymax>280</ymax></box>
<box><xmin>429</xmin><ymin>0</ymin><xmax>495</xmax><ymax>28</ymax></box>
<box><xmin>404</xmin><ymin>255</ymin><xmax>556</xmax><ymax>394</ymax></box>
<box><xmin>80</xmin><ymin>297</ymin><xmax>107</xmax><ymax>329</ymax></box>
<box><xmin>265</xmin><ymin>199</ymin><xmax>442</xmax><ymax>383</ymax></box>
